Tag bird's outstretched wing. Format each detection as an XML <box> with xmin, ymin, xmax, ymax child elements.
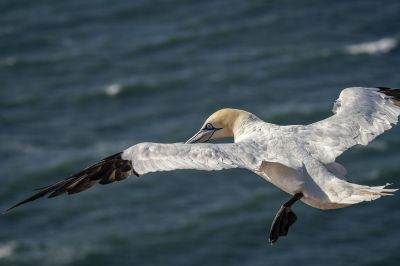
<box><xmin>6</xmin><ymin>143</ymin><xmax>258</xmax><ymax>211</ymax></box>
<box><xmin>304</xmin><ymin>87</ymin><xmax>400</xmax><ymax>163</ymax></box>
<box><xmin>123</xmin><ymin>142</ymin><xmax>261</xmax><ymax>175</ymax></box>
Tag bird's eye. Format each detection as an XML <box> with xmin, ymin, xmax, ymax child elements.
<box><xmin>204</xmin><ymin>123</ymin><xmax>214</xmax><ymax>130</ymax></box>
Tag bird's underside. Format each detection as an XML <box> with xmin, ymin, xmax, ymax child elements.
<box><xmin>6</xmin><ymin>87</ymin><xmax>400</xmax><ymax>245</ymax></box>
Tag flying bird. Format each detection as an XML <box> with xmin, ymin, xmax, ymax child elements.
<box><xmin>6</xmin><ymin>87</ymin><xmax>400</xmax><ymax>244</ymax></box>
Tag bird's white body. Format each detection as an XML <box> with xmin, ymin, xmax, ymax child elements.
<box><xmin>123</xmin><ymin>87</ymin><xmax>399</xmax><ymax>210</ymax></box>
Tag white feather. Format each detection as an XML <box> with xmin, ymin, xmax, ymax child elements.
<box><xmin>121</xmin><ymin>87</ymin><xmax>400</xmax><ymax>209</ymax></box>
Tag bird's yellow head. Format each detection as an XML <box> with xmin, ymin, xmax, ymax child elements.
<box><xmin>186</xmin><ymin>108</ymin><xmax>251</xmax><ymax>143</ymax></box>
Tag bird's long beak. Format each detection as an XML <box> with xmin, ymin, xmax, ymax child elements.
<box><xmin>185</xmin><ymin>129</ymin><xmax>217</xmax><ymax>144</ymax></box>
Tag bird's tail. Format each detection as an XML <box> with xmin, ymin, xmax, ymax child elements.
<box><xmin>338</xmin><ymin>182</ymin><xmax>398</xmax><ymax>205</ymax></box>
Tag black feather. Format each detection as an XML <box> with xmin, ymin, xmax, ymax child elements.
<box><xmin>377</xmin><ymin>87</ymin><xmax>400</xmax><ymax>100</ymax></box>
<box><xmin>5</xmin><ymin>152</ymin><xmax>136</xmax><ymax>212</ymax></box>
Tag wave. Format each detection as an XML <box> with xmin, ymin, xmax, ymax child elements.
<box><xmin>104</xmin><ymin>83</ymin><xmax>122</xmax><ymax>97</ymax></box>
<box><xmin>0</xmin><ymin>56</ymin><xmax>17</xmax><ymax>67</ymax></box>
<box><xmin>345</xmin><ymin>37</ymin><xmax>397</xmax><ymax>55</ymax></box>
<box><xmin>0</xmin><ymin>241</ymin><xmax>16</xmax><ymax>259</ymax></box>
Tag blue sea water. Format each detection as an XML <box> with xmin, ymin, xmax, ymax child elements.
<box><xmin>1</xmin><ymin>0</ymin><xmax>400</xmax><ymax>265</ymax></box>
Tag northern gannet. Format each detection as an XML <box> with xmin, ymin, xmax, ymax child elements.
<box><xmin>6</xmin><ymin>87</ymin><xmax>400</xmax><ymax>244</ymax></box>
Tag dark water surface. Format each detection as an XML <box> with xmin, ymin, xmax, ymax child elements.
<box><xmin>1</xmin><ymin>1</ymin><xmax>400</xmax><ymax>265</ymax></box>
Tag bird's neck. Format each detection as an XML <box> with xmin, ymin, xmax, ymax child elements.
<box><xmin>231</xmin><ymin>112</ymin><xmax>261</xmax><ymax>141</ymax></box>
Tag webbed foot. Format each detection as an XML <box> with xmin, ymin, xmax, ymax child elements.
<box><xmin>268</xmin><ymin>193</ymin><xmax>303</xmax><ymax>244</ymax></box>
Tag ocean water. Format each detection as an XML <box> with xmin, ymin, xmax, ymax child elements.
<box><xmin>1</xmin><ymin>0</ymin><xmax>400</xmax><ymax>265</ymax></box>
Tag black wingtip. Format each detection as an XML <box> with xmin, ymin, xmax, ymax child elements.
<box><xmin>377</xmin><ymin>87</ymin><xmax>400</xmax><ymax>101</ymax></box>
<box><xmin>377</xmin><ymin>86</ymin><xmax>392</xmax><ymax>90</ymax></box>
<box><xmin>5</xmin><ymin>204</ymin><xmax>21</xmax><ymax>213</ymax></box>
<box><xmin>5</xmin><ymin>200</ymin><xmax>30</xmax><ymax>213</ymax></box>
<box><xmin>5</xmin><ymin>151</ymin><xmax>137</xmax><ymax>212</ymax></box>
<box><xmin>5</xmin><ymin>186</ymin><xmax>56</xmax><ymax>213</ymax></box>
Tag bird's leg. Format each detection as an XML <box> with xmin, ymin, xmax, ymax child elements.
<box><xmin>269</xmin><ymin>192</ymin><xmax>303</xmax><ymax>245</ymax></box>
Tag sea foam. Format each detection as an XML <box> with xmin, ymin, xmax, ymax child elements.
<box><xmin>345</xmin><ymin>37</ymin><xmax>397</xmax><ymax>55</ymax></box>
<box><xmin>0</xmin><ymin>241</ymin><xmax>16</xmax><ymax>259</ymax></box>
<box><xmin>105</xmin><ymin>84</ymin><xmax>122</xmax><ymax>96</ymax></box>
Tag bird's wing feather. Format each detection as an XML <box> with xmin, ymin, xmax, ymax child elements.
<box><xmin>302</xmin><ymin>87</ymin><xmax>400</xmax><ymax>163</ymax></box>
<box><xmin>6</xmin><ymin>152</ymin><xmax>135</xmax><ymax>211</ymax></box>
<box><xmin>7</xmin><ymin>142</ymin><xmax>271</xmax><ymax>211</ymax></box>
<box><xmin>122</xmin><ymin>142</ymin><xmax>257</xmax><ymax>174</ymax></box>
